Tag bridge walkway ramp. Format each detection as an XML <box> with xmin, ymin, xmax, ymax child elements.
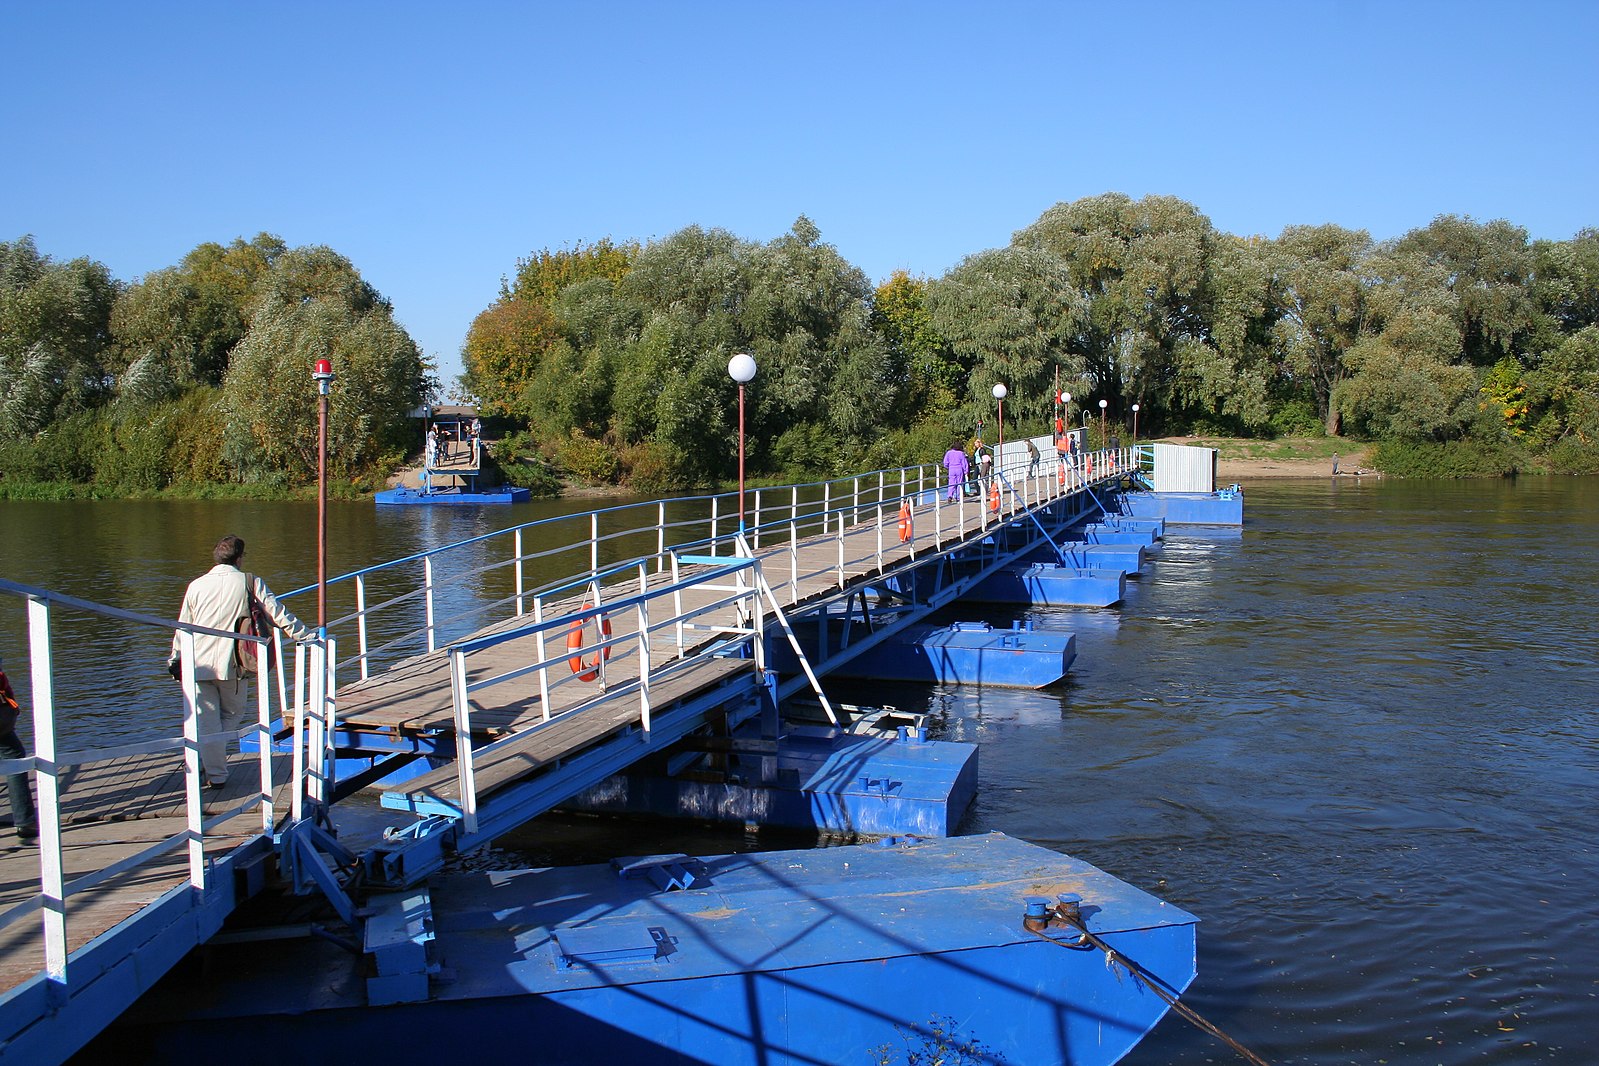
<box><xmin>340</xmin><ymin>469</ymin><xmax>1099</xmax><ymax>858</ymax></box>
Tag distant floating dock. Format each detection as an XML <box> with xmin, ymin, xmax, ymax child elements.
<box><xmin>375</xmin><ymin>484</ymin><xmax>530</xmax><ymax>505</ymax></box>
<box><xmin>376</xmin><ymin>434</ymin><xmax>531</xmax><ymax>504</ymax></box>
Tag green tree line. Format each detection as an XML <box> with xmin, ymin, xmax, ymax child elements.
<box><xmin>467</xmin><ymin>197</ymin><xmax>1599</xmax><ymax>487</ymax></box>
<box><xmin>0</xmin><ymin>234</ymin><xmax>432</xmax><ymax>496</ymax></box>
<box><xmin>5</xmin><ymin>193</ymin><xmax>1597</xmax><ymax>497</ymax></box>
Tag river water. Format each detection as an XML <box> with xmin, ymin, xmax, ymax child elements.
<box><xmin>3</xmin><ymin>477</ymin><xmax>1596</xmax><ymax>1064</ymax></box>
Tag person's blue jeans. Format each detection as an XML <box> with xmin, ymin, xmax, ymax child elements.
<box><xmin>1</xmin><ymin>727</ymin><xmax>37</xmax><ymax>838</ymax></box>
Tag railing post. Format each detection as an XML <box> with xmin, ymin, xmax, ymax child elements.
<box><xmin>291</xmin><ymin>642</ymin><xmax>306</xmax><ymax>823</ymax></box>
<box><xmin>753</xmin><ymin>488</ymin><xmax>763</xmax><ymax>550</ymax></box>
<box><xmin>515</xmin><ymin>527</ymin><xmax>526</xmax><ymax>615</ymax></box>
<box><xmin>751</xmin><ymin>560</ymin><xmax>768</xmax><ymax>674</ymax></box>
<box><xmin>587</xmin><ymin>580</ymin><xmax>609</xmax><ymax>689</ymax></box>
<box><xmin>852</xmin><ymin>476</ymin><xmax>860</xmax><ymax>524</ymax></box>
<box><xmin>534</xmin><ymin>595</ymin><xmax>552</xmax><ymax>721</ymax></box>
<box><xmin>424</xmin><ymin>556</ymin><xmax>437</xmax><ymax>653</ymax></box>
<box><xmin>28</xmin><ymin>596</ymin><xmax>69</xmax><ymax>992</ymax></box>
<box><xmin>710</xmin><ymin>495</ymin><xmax>719</xmax><ymax>555</ymax></box>
<box><xmin>307</xmin><ymin>640</ymin><xmax>328</xmax><ymax>808</ymax></box>
<box><xmin>172</xmin><ymin>629</ymin><xmax>206</xmax><ymax>892</ymax></box>
<box><xmin>637</xmin><ymin>562</ymin><xmax>653</xmax><ymax>734</ymax></box>
<box><xmin>256</xmin><ymin>644</ymin><xmax>274</xmax><ymax>832</ymax></box>
<box><xmin>448</xmin><ymin>647</ymin><xmax>479</xmax><ymax>836</ymax></box>
<box><xmin>658</xmin><ymin>502</ymin><xmax>667</xmax><ymax>573</ymax></box>
<box><xmin>672</xmin><ymin>553</ymin><xmax>686</xmax><ymax>658</ymax></box>
<box><xmin>788</xmin><ymin>486</ymin><xmax>800</xmax><ymax>600</ymax></box>
<box><xmin>355</xmin><ymin>574</ymin><xmax>369</xmax><ymax>680</ymax></box>
<box><xmin>875</xmin><ymin>494</ymin><xmax>884</xmax><ymax>573</ymax></box>
<box><xmin>591</xmin><ymin>512</ymin><xmax>600</xmax><ymax>575</ymax></box>
<box><xmin>837</xmin><ymin>512</ymin><xmax>846</xmax><ymax>589</ymax></box>
<box><xmin>323</xmin><ymin>636</ymin><xmax>339</xmax><ymax>800</ymax></box>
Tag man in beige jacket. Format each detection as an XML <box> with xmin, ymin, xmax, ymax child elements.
<box><xmin>168</xmin><ymin>535</ymin><xmax>313</xmax><ymax>787</ymax></box>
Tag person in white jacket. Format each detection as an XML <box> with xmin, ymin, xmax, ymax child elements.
<box><xmin>168</xmin><ymin>535</ymin><xmax>313</xmax><ymax>787</ymax></box>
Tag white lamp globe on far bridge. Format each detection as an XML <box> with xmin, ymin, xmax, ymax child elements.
<box><xmin>728</xmin><ymin>352</ymin><xmax>757</xmax><ymax>383</ymax></box>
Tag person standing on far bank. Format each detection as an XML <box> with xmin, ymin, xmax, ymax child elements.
<box><xmin>168</xmin><ymin>536</ymin><xmax>313</xmax><ymax>788</ymax></box>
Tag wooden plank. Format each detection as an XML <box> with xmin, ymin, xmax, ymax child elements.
<box><xmin>0</xmin><ymin>817</ymin><xmax>264</xmax><ymax>999</ymax></box>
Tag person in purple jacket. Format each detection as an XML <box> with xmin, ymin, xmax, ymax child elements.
<box><xmin>943</xmin><ymin>438</ymin><xmax>971</xmax><ymax>501</ymax></box>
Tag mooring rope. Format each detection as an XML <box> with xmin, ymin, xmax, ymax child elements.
<box><xmin>1028</xmin><ymin>922</ymin><xmax>1271</xmax><ymax>1066</ymax></box>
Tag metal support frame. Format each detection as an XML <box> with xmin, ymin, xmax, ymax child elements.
<box><xmin>280</xmin><ymin>818</ymin><xmax>363</xmax><ymax>932</ymax></box>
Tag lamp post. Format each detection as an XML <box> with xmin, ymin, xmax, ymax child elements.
<box><xmin>1098</xmin><ymin>398</ymin><xmax>1108</xmax><ymax>450</ymax></box>
<box><xmin>1132</xmin><ymin>403</ymin><xmax>1140</xmax><ymax>441</ymax></box>
<box><xmin>1058</xmin><ymin>391</ymin><xmax>1071</xmax><ymax>436</ymax></box>
<box><xmin>728</xmin><ymin>352</ymin><xmax>757</xmax><ymax>532</ymax></box>
<box><xmin>992</xmin><ymin>383</ymin><xmax>1007</xmax><ymax>478</ymax></box>
<box><xmin>312</xmin><ymin>358</ymin><xmax>335</xmax><ymax>630</ymax></box>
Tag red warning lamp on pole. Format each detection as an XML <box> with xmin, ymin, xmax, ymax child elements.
<box><xmin>312</xmin><ymin>358</ymin><xmax>335</xmax><ymax>630</ymax></box>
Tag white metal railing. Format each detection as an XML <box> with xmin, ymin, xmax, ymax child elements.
<box><xmin>279</xmin><ymin>446</ymin><xmax>1132</xmax><ymax>702</ymax></box>
<box><xmin>0</xmin><ymin>576</ymin><xmax>330</xmax><ymax>997</ymax></box>
<box><xmin>437</xmin><ymin>552</ymin><xmax>770</xmax><ymax>835</ymax></box>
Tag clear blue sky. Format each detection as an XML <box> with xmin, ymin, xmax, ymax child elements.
<box><xmin>5</xmin><ymin>1</ymin><xmax>1595</xmax><ymax>388</ymax></box>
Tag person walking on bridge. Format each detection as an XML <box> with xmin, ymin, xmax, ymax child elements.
<box><xmin>942</xmin><ymin>438</ymin><xmax>970</xmax><ymax>501</ymax></box>
<box><xmin>167</xmin><ymin>536</ymin><xmax>313</xmax><ymax>788</ymax></box>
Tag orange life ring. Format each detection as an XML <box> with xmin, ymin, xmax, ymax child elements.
<box><xmin>989</xmin><ymin>484</ymin><xmax>1000</xmax><ymax>513</ymax></box>
<box><xmin>566</xmin><ymin>603</ymin><xmax>612</xmax><ymax>682</ymax></box>
<box><xmin>897</xmin><ymin>500</ymin><xmax>913</xmax><ymax>542</ymax></box>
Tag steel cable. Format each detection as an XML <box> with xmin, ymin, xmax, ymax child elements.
<box><xmin>1028</xmin><ymin>923</ymin><xmax>1271</xmax><ymax>1066</ymax></box>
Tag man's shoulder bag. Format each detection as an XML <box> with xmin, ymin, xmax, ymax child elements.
<box><xmin>233</xmin><ymin>575</ymin><xmax>275</xmax><ymax>675</ymax></box>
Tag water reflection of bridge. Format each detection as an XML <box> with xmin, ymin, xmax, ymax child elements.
<box><xmin>0</xmin><ymin>441</ymin><xmax>1153</xmax><ymax>1063</ymax></box>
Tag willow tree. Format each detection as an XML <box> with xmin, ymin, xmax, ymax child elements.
<box><xmin>1264</xmin><ymin>224</ymin><xmax>1376</xmax><ymax>435</ymax></box>
<box><xmin>110</xmin><ymin>233</ymin><xmax>285</xmax><ymax>402</ymax></box>
<box><xmin>222</xmin><ymin>246</ymin><xmax>427</xmax><ymax>481</ymax></box>
<box><xmin>926</xmin><ymin>245</ymin><xmax>1085</xmax><ymax>432</ymax></box>
<box><xmin>585</xmin><ymin>218</ymin><xmax>890</xmax><ymax>484</ymax></box>
<box><xmin>0</xmin><ymin>236</ymin><xmax>119</xmax><ymax>435</ymax></box>
<box><xmin>1334</xmin><ymin>243</ymin><xmax>1473</xmax><ymax>441</ymax></box>
<box><xmin>1008</xmin><ymin>193</ymin><xmax>1267</xmax><ymax>431</ymax></box>
<box><xmin>1391</xmin><ymin>216</ymin><xmax>1536</xmax><ymax>368</ymax></box>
